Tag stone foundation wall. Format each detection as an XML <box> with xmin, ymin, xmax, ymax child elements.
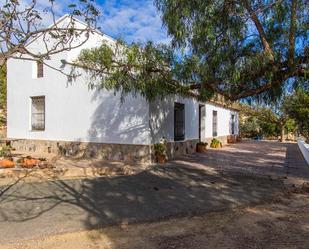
<box><xmin>9</xmin><ymin>138</ymin><xmax>199</xmax><ymax>163</ymax></box>
<box><xmin>165</xmin><ymin>139</ymin><xmax>199</xmax><ymax>159</ymax></box>
<box><xmin>9</xmin><ymin>136</ymin><xmax>237</xmax><ymax>163</ymax></box>
<box><xmin>10</xmin><ymin>139</ymin><xmax>152</xmax><ymax>163</ymax></box>
<box><xmin>0</xmin><ymin>128</ymin><xmax>6</xmax><ymax>139</ymax></box>
<box><xmin>204</xmin><ymin>135</ymin><xmax>239</xmax><ymax>145</ymax></box>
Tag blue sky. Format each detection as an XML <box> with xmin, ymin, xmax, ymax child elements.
<box><xmin>96</xmin><ymin>0</ymin><xmax>170</xmax><ymax>43</ymax></box>
<box><xmin>0</xmin><ymin>0</ymin><xmax>169</xmax><ymax>44</ymax></box>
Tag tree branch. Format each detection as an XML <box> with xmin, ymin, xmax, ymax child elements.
<box><xmin>288</xmin><ymin>0</ymin><xmax>297</xmax><ymax>65</ymax></box>
<box><xmin>241</xmin><ymin>0</ymin><xmax>274</xmax><ymax>61</ymax></box>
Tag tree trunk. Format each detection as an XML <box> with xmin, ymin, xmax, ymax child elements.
<box><xmin>288</xmin><ymin>0</ymin><xmax>297</xmax><ymax>65</ymax></box>
<box><xmin>280</xmin><ymin>126</ymin><xmax>285</xmax><ymax>142</ymax></box>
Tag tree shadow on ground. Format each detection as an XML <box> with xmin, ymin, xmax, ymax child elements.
<box><xmin>0</xmin><ymin>150</ymin><xmax>286</xmax><ymax>242</ymax></box>
<box><xmin>175</xmin><ymin>141</ymin><xmax>309</xmax><ymax>182</ymax></box>
<box><xmin>1</xmin><ymin>141</ymin><xmax>307</xmax><ymax>243</ymax></box>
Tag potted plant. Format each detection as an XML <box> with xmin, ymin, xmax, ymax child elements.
<box><xmin>154</xmin><ymin>142</ymin><xmax>167</xmax><ymax>164</ymax></box>
<box><xmin>196</xmin><ymin>142</ymin><xmax>208</xmax><ymax>153</ymax></box>
<box><xmin>21</xmin><ymin>156</ymin><xmax>40</xmax><ymax>169</ymax></box>
<box><xmin>0</xmin><ymin>158</ymin><xmax>15</xmax><ymax>168</ymax></box>
<box><xmin>210</xmin><ymin>138</ymin><xmax>222</xmax><ymax>148</ymax></box>
<box><xmin>0</xmin><ymin>146</ymin><xmax>15</xmax><ymax>168</ymax></box>
<box><xmin>227</xmin><ymin>135</ymin><xmax>234</xmax><ymax>144</ymax></box>
<box><xmin>0</xmin><ymin>145</ymin><xmax>11</xmax><ymax>158</ymax></box>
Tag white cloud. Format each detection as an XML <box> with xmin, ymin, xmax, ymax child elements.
<box><xmin>0</xmin><ymin>0</ymin><xmax>170</xmax><ymax>44</ymax></box>
<box><xmin>98</xmin><ymin>0</ymin><xmax>170</xmax><ymax>44</ymax></box>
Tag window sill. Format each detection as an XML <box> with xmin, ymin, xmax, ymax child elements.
<box><xmin>174</xmin><ymin>138</ymin><xmax>186</xmax><ymax>142</ymax></box>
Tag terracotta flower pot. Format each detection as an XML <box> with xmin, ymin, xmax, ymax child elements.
<box><xmin>156</xmin><ymin>154</ymin><xmax>166</xmax><ymax>164</ymax></box>
<box><xmin>216</xmin><ymin>143</ymin><xmax>222</xmax><ymax>148</ymax></box>
<box><xmin>227</xmin><ymin>136</ymin><xmax>234</xmax><ymax>144</ymax></box>
<box><xmin>22</xmin><ymin>158</ymin><xmax>39</xmax><ymax>168</ymax></box>
<box><xmin>38</xmin><ymin>161</ymin><xmax>49</xmax><ymax>169</ymax></box>
<box><xmin>0</xmin><ymin>159</ymin><xmax>15</xmax><ymax>168</ymax></box>
<box><xmin>196</xmin><ymin>144</ymin><xmax>207</xmax><ymax>153</ymax></box>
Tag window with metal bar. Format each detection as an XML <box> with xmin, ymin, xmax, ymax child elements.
<box><xmin>231</xmin><ymin>114</ymin><xmax>235</xmax><ymax>135</ymax></box>
<box><xmin>212</xmin><ymin>110</ymin><xmax>217</xmax><ymax>137</ymax></box>
<box><xmin>37</xmin><ymin>61</ymin><xmax>44</xmax><ymax>78</ymax></box>
<box><xmin>31</xmin><ymin>96</ymin><xmax>45</xmax><ymax>131</ymax></box>
<box><xmin>174</xmin><ymin>102</ymin><xmax>185</xmax><ymax>141</ymax></box>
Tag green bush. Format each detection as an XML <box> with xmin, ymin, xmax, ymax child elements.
<box><xmin>154</xmin><ymin>143</ymin><xmax>166</xmax><ymax>156</ymax></box>
<box><xmin>0</xmin><ymin>145</ymin><xmax>11</xmax><ymax>157</ymax></box>
<box><xmin>210</xmin><ymin>138</ymin><xmax>222</xmax><ymax>148</ymax></box>
<box><xmin>197</xmin><ymin>141</ymin><xmax>208</xmax><ymax>146</ymax></box>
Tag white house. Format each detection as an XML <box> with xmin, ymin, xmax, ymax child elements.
<box><xmin>6</xmin><ymin>15</ymin><xmax>239</xmax><ymax>162</ymax></box>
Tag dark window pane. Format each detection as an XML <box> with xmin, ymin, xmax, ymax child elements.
<box><xmin>231</xmin><ymin>114</ymin><xmax>235</xmax><ymax>135</ymax></box>
<box><xmin>174</xmin><ymin>103</ymin><xmax>185</xmax><ymax>141</ymax></box>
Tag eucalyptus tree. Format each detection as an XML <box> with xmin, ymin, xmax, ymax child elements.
<box><xmin>75</xmin><ymin>0</ymin><xmax>308</xmax><ymax>102</ymax></box>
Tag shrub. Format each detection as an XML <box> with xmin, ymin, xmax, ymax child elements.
<box><xmin>210</xmin><ymin>138</ymin><xmax>222</xmax><ymax>148</ymax></box>
<box><xmin>196</xmin><ymin>141</ymin><xmax>208</xmax><ymax>153</ymax></box>
<box><xmin>0</xmin><ymin>145</ymin><xmax>11</xmax><ymax>157</ymax></box>
<box><xmin>154</xmin><ymin>143</ymin><xmax>166</xmax><ymax>156</ymax></box>
<box><xmin>197</xmin><ymin>141</ymin><xmax>208</xmax><ymax>146</ymax></box>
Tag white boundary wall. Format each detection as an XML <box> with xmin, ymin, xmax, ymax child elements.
<box><xmin>297</xmin><ymin>140</ymin><xmax>309</xmax><ymax>166</ymax></box>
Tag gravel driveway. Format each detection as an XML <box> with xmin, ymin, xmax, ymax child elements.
<box><xmin>0</xmin><ymin>141</ymin><xmax>307</xmax><ymax>242</ymax></box>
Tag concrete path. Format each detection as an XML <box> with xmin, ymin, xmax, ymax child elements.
<box><xmin>170</xmin><ymin>140</ymin><xmax>309</xmax><ymax>180</ymax></box>
<box><xmin>0</xmin><ymin>141</ymin><xmax>307</xmax><ymax>242</ymax></box>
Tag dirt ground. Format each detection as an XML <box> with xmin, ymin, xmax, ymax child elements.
<box><xmin>2</xmin><ymin>186</ymin><xmax>308</xmax><ymax>249</ymax></box>
<box><xmin>1</xmin><ymin>141</ymin><xmax>308</xmax><ymax>248</ymax></box>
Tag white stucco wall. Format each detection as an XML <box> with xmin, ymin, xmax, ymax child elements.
<box><xmin>149</xmin><ymin>98</ymin><xmax>239</xmax><ymax>143</ymax></box>
<box><xmin>149</xmin><ymin>97</ymin><xmax>199</xmax><ymax>143</ymax></box>
<box><xmin>204</xmin><ymin>104</ymin><xmax>239</xmax><ymax>139</ymax></box>
<box><xmin>7</xmin><ymin>15</ymin><xmax>239</xmax><ymax>146</ymax></box>
<box><xmin>7</xmin><ymin>19</ymin><xmax>150</xmax><ymax>145</ymax></box>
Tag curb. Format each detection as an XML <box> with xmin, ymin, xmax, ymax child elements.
<box><xmin>0</xmin><ymin>166</ymin><xmax>139</xmax><ymax>185</ymax></box>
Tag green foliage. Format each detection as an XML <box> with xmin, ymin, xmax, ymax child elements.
<box><xmin>0</xmin><ymin>145</ymin><xmax>11</xmax><ymax>157</ymax></box>
<box><xmin>239</xmin><ymin>103</ymin><xmax>297</xmax><ymax>140</ymax></box>
<box><xmin>210</xmin><ymin>138</ymin><xmax>222</xmax><ymax>148</ymax></box>
<box><xmin>154</xmin><ymin>143</ymin><xmax>167</xmax><ymax>156</ymax></box>
<box><xmin>283</xmin><ymin>89</ymin><xmax>309</xmax><ymax>142</ymax></box>
<box><xmin>154</xmin><ymin>0</ymin><xmax>308</xmax><ymax>101</ymax></box>
<box><xmin>197</xmin><ymin>141</ymin><xmax>208</xmax><ymax>146</ymax></box>
<box><xmin>76</xmin><ymin>1</ymin><xmax>308</xmax><ymax>102</ymax></box>
<box><xmin>0</xmin><ymin>63</ymin><xmax>6</xmax><ymax>110</ymax></box>
<box><xmin>285</xmin><ymin>118</ymin><xmax>297</xmax><ymax>134</ymax></box>
<box><xmin>239</xmin><ymin>116</ymin><xmax>261</xmax><ymax>138</ymax></box>
<box><xmin>76</xmin><ymin>41</ymin><xmax>211</xmax><ymax>102</ymax></box>
<box><xmin>0</xmin><ymin>114</ymin><xmax>5</xmax><ymax>127</ymax></box>
<box><xmin>259</xmin><ymin>121</ymin><xmax>280</xmax><ymax>138</ymax></box>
